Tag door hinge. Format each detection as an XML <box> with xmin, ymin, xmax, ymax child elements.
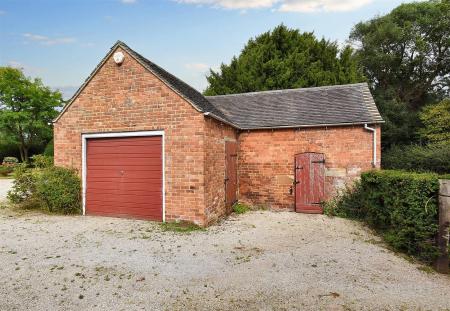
<box><xmin>311</xmin><ymin>160</ymin><xmax>325</xmax><ymax>164</ymax></box>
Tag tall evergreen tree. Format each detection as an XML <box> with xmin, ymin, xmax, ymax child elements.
<box><xmin>204</xmin><ymin>24</ymin><xmax>365</xmax><ymax>96</ymax></box>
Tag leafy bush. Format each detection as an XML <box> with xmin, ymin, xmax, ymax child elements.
<box><xmin>382</xmin><ymin>143</ymin><xmax>450</xmax><ymax>174</ymax></box>
<box><xmin>31</xmin><ymin>154</ymin><xmax>54</xmax><ymax>168</ymax></box>
<box><xmin>8</xmin><ymin>165</ymin><xmax>81</xmax><ymax>214</ymax></box>
<box><xmin>2</xmin><ymin>156</ymin><xmax>19</xmax><ymax>166</ymax></box>
<box><xmin>35</xmin><ymin>167</ymin><xmax>81</xmax><ymax>214</ymax></box>
<box><xmin>327</xmin><ymin>170</ymin><xmax>440</xmax><ymax>264</ymax></box>
<box><xmin>0</xmin><ymin>165</ymin><xmax>14</xmax><ymax>177</ymax></box>
<box><xmin>7</xmin><ymin>164</ymin><xmax>39</xmax><ymax>207</ymax></box>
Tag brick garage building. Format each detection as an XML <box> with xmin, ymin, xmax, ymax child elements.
<box><xmin>54</xmin><ymin>41</ymin><xmax>383</xmax><ymax>226</ymax></box>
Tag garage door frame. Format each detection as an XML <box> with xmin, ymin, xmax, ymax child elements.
<box><xmin>81</xmin><ymin>130</ymin><xmax>165</xmax><ymax>222</ymax></box>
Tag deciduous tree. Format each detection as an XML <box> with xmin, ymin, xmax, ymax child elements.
<box><xmin>0</xmin><ymin>67</ymin><xmax>63</xmax><ymax>162</ymax></box>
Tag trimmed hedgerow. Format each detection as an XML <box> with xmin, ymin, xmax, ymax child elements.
<box><xmin>325</xmin><ymin>170</ymin><xmax>441</xmax><ymax>264</ymax></box>
<box><xmin>382</xmin><ymin>143</ymin><xmax>450</xmax><ymax>174</ymax></box>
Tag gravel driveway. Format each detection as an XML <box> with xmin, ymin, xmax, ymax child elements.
<box><xmin>0</xmin><ymin>179</ymin><xmax>13</xmax><ymax>201</ymax></box>
<box><xmin>0</xmin><ymin>209</ymin><xmax>449</xmax><ymax>311</ymax></box>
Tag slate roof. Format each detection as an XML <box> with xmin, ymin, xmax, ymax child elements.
<box><xmin>206</xmin><ymin>83</ymin><xmax>383</xmax><ymax>130</ymax></box>
<box><xmin>55</xmin><ymin>41</ymin><xmax>383</xmax><ymax>129</ymax></box>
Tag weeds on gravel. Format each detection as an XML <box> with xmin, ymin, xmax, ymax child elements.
<box><xmin>160</xmin><ymin>221</ymin><xmax>204</xmax><ymax>233</ymax></box>
<box><xmin>232</xmin><ymin>202</ymin><xmax>250</xmax><ymax>214</ymax></box>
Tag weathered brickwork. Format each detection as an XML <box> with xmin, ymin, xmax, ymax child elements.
<box><xmin>204</xmin><ymin>118</ymin><xmax>237</xmax><ymax>225</ymax></box>
<box><xmin>54</xmin><ymin>47</ymin><xmax>209</xmax><ymax>225</ymax></box>
<box><xmin>238</xmin><ymin>126</ymin><xmax>381</xmax><ymax>210</ymax></box>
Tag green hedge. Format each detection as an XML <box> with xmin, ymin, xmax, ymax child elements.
<box><xmin>325</xmin><ymin>170</ymin><xmax>441</xmax><ymax>264</ymax></box>
<box><xmin>382</xmin><ymin>143</ymin><xmax>450</xmax><ymax>174</ymax></box>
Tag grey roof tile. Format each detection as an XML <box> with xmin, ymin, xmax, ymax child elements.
<box><xmin>206</xmin><ymin>83</ymin><xmax>383</xmax><ymax>129</ymax></box>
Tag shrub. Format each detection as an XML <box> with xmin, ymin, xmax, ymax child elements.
<box><xmin>328</xmin><ymin>170</ymin><xmax>440</xmax><ymax>264</ymax></box>
<box><xmin>8</xmin><ymin>165</ymin><xmax>81</xmax><ymax>214</ymax></box>
<box><xmin>382</xmin><ymin>143</ymin><xmax>450</xmax><ymax>174</ymax></box>
<box><xmin>2</xmin><ymin>156</ymin><xmax>19</xmax><ymax>166</ymax></box>
<box><xmin>35</xmin><ymin>167</ymin><xmax>81</xmax><ymax>214</ymax></box>
<box><xmin>7</xmin><ymin>164</ymin><xmax>39</xmax><ymax>207</ymax></box>
<box><xmin>0</xmin><ymin>165</ymin><xmax>14</xmax><ymax>177</ymax></box>
<box><xmin>31</xmin><ymin>154</ymin><xmax>54</xmax><ymax>168</ymax></box>
<box><xmin>323</xmin><ymin>181</ymin><xmax>364</xmax><ymax>218</ymax></box>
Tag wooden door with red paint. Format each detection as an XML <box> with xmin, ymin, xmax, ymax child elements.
<box><xmin>225</xmin><ymin>141</ymin><xmax>238</xmax><ymax>208</ymax></box>
<box><xmin>295</xmin><ymin>153</ymin><xmax>325</xmax><ymax>213</ymax></box>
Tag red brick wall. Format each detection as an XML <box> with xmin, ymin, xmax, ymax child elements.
<box><xmin>203</xmin><ymin>118</ymin><xmax>238</xmax><ymax>225</ymax></box>
<box><xmin>54</xmin><ymin>47</ymin><xmax>208</xmax><ymax>225</ymax></box>
<box><xmin>238</xmin><ymin>125</ymin><xmax>381</xmax><ymax>210</ymax></box>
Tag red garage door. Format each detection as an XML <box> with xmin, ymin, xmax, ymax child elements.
<box><xmin>85</xmin><ymin>136</ymin><xmax>163</xmax><ymax>221</ymax></box>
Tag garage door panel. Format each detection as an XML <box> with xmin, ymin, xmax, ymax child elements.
<box><xmin>87</xmin><ymin>181</ymin><xmax>162</xmax><ymax>191</ymax></box>
<box><xmin>87</xmin><ymin>145</ymin><xmax>162</xmax><ymax>156</ymax></box>
<box><xmin>87</xmin><ymin>170</ymin><xmax>163</xmax><ymax>179</ymax></box>
<box><xmin>85</xmin><ymin>135</ymin><xmax>163</xmax><ymax>221</ymax></box>
<box><xmin>87</xmin><ymin>166</ymin><xmax>162</xmax><ymax>173</ymax></box>
<box><xmin>86</xmin><ymin>192</ymin><xmax>162</xmax><ymax>202</ymax></box>
<box><xmin>88</xmin><ymin>137</ymin><xmax>161</xmax><ymax>147</ymax></box>
<box><xmin>87</xmin><ymin>210</ymin><xmax>162</xmax><ymax>221</ymax></box>
<box><xmin>88</xmin><ymin>157</ymin><xmax>161</xmax><ymax>167</ymax></box>
<box><xmin>87</xmin><ymin>200</ymin><xmax>162</xmax><ymax>209</ymax></box>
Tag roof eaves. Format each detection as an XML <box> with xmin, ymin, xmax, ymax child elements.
<box><xmin>203</xmin><ymin>111</ymin><xmax>240</xmax><ymax>129</ymax></box>
<box><xmin>238</xmin><ymin>120</ymin><xmax>385</xmax><ymax>131</ymax></box>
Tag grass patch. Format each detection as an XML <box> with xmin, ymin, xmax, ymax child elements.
<box><xmin>160</xmin><ymin>221</ymin><xmax>204</xmax><ymax>233</ymax></box>
<box><xmin>232</xmin><ymin>202</ymin><xmax>250</xmax><ymax>214</ymax></box>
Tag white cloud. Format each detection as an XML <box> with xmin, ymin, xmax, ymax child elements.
<box><xmin>6</xmin><ymin>60</ymin><xmax>45</xmax><ymax>76</ymax></box>
<box><xmin>120</xmin><ymin>0</ymin><xmax>137</xmax><ymax>4</ymax></box>
<box><xmin>23</xmin><ymin>33</ymin><xmax>76</xmax><ymax>46</ymax></box>
<box><xmin>279</xmin><ymin>0</ymin><xmax>373</xmax><ymax>12</ymax></box>
<box><xmin>175</xmin><ymin>0</ymin><xmax>278</xmax><ymax>9</ymax></box>
<box><xmin>0</xmin><ymin>10</ymin><xmax>6</xmax><ymax>15</ymax></box>
<box><xmin>174</xmin><ymin>0</ymin><xmax>373</xmax><ymax>12</ymax></box>
<box><xmin>185</xmin><ymin>63</ymin><xmax>210</xmax><ymax>72</ymax></box>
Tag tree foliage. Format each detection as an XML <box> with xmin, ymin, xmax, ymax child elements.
<box><xmin>350</xmin><ymin>0</ymin><xmax>450</xmax><ymax>148</ymax></box>
<box><xmin>419</xmin><ymin>98</ymin><xmax>450</xmax><ymax>144</ymax></box>
<box><xmin>204</xmin><ymin>24</ymin><xmax>365</xmax><ymax>95</ymax></box>
<box><xmin>0</xmin><ymin>67</ymin><xmax>63</xmax><ymax>162</ymax></box>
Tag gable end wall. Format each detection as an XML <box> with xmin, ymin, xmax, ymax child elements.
<box><xmin>54</xmin><ymin>47</ymin><xmax>208</xmax><ymax>225</ymax></box>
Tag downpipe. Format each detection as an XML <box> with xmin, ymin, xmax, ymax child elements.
<box><xmin>364</xmin><ymin>124</ymin><xmax>377</xmax><ymax>168</ymax></box>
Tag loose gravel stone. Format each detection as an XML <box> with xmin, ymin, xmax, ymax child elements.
<box><xmin>0</xmin><ymin>208</ymin><xmax>449</xmax><ymax>310</ymax></box>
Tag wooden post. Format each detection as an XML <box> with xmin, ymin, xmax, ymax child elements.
<box><xmin>436</xmin><ymin>179</ymin><xmax>450</xmax><ymax>274</ymax></box>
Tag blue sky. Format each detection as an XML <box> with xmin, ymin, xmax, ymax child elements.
<box><xmin>0</xmin><ymin>0</ymin><xmax>414</xmax><ymax>98</ymax></box>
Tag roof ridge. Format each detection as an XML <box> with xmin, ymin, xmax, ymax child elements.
<box><xmin>205</xmin><ymin>82</ymin><xmax>369</xmax><ymax>98</ymax></box>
